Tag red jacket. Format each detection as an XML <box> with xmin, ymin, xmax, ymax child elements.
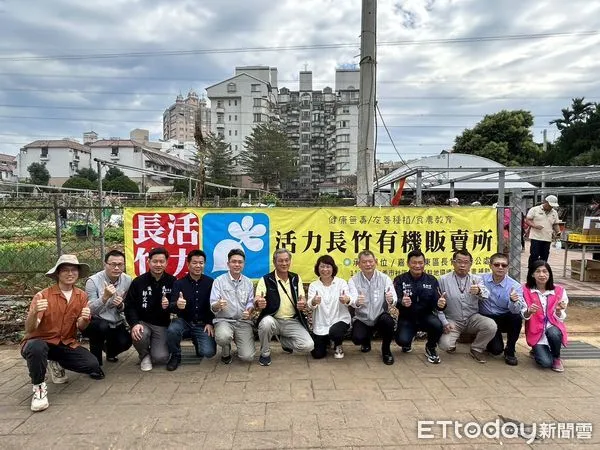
<box><xmin>523</xmin><ymin>285</ymin><xmax>568</xmax><ymax>347</ymax></box>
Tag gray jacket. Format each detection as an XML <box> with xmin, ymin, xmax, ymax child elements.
<box><xmin>86</xmin><ymin>270</ymin><xmax>132</xmax><ymax>326</ymax></box>
<box><xmin>348</xmin><ymin>270</ymin><xmax>396</xmax><ymax>327</ymax></box>
<box><xmin>209</xmin><ymin>272</ymin><xmax>254</xmax><ymax>324</ymax></box>
<box><xmin>437</xmin><ymin>272</ymin><xmax>489</xmax><ymax>326</ymax></box>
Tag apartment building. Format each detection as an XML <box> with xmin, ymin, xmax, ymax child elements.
<box><xmin>277</xmin><ymin>68</ymin><xmax>360</xmax><ymax>198</ymax></box>
<box><xmin>206</xmin><ymin>66</ymin><xmax>279</xmax><ymax>183</ymax></box>
<box><xmin>163</xmin><ymin>90</ymin><xmax>211</xmax><ymax>142</ymax></box>
<box><xmin>17</xmin><ymin>140</ymin><xmax>92</xmax><ymax>186</ymax></box>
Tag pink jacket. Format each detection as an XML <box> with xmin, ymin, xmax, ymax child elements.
<box><xmin>523</xmin><ymin>286</ymin><xmax>568</xmax><ymax>347</ymax></box>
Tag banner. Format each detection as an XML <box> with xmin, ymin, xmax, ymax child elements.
<box><xmin>124</xmin><ymin>207</ymin><xmax>497</xmax><ymax>282</ymax></box>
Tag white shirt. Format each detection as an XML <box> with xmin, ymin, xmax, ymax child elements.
<box><xmin>307</xmin><ymin>277</ymin><xmax>351</xmax><ymax>336</ymax></box>
<box><xmin>527</xmin><ymin>205</ymin><xmax>559</xmax><ymax>242</ymax></box>
<box><xmin>525</xmin><ymin>288</ymin><xmax>568</xmax><ymax>346</ymax></box>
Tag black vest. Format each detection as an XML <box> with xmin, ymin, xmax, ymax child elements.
<box><xmin>258</xmin><ymin>271</ymin><xmax>309</xmax><ymax>329</ymax></box>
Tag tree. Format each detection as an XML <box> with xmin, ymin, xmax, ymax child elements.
<box><xmin>205</xmin><ymin>133</ymin><xmax>234</xmax><ymax>186</ymax></box>
<box><xmin>62</xmin><ymin>176</ymin><xmax>95</xmax><ymax>190</ymax></box>
<box><xmin>452</xmin><ymin>110</ymin><xmax>542</xmax><ymax>166</ymax></box>
<box><xmin>104</xmin><ymin>176</ymin><xmax>139</xmax><ymax>193</ymax></box>
<box><xmin>76</xmin><ymin>167</ymin><xmax>98</xmax><ymax>183</ymax></box>
<box><xmin>545</xmin><ymin>98</ymin><xmax>600</xmax><ymax>165</ymax></box>
<box><xmin>27</xmin><ymin>162</ymin><xmax>50</xmax><ymax>185</ymax></box>
<box><xmin>104</xmin><ymin>167</ymin><xmax>125</xmax><ymax>182</ymax></box>
<box><xmin>238</xmin><ymin>122</ymin><xmax>297</xmax><ymax>191</ymax></box>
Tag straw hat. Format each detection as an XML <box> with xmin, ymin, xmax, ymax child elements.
<box><xmin>45</xmin><ymin>254</ymin><xmax>90</xmax><ymax>279</ymax></box>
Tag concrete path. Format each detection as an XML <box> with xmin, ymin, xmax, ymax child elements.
<box><xmin>0</xmin><ymin>336</ymin><xmax>598</xmax><ymax>449</ymax></box>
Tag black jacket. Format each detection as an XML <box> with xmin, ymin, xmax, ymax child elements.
<box><xmin>124</xmin><ymin>271</ymin><xmax>176</xmax><ymax>327</ymax></box>
<box><xmin>169</xmin><ymin>274</ymin><xmax>214</xmax><ymax>325</ymax></box>
<box><xmin>393</xmin><ymin>272</ymin><xmax>445</xmax><ymax>321</ymax></box>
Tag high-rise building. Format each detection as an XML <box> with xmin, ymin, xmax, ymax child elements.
<box><xmin>278</xmin><ymin>68</ymin><xmax>359</xmax><ymax>198</ymax></box>
<box><xmin>162</xmin><ymin>90</ymin><xmax>211</xmax><ymax>142</ymax></box>
<box><xmin>205</xmin><ymin>66</ymin><xmax>279</xmax><ymax>183</ymax></box>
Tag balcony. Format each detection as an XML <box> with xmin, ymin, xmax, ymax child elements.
<box><xmin>216</xmin><ymin>122</ymin><xmax>225</xmax><ymax>129</ymax></box>
<box><xmin>215</xmin><ymin>106</ymin><xmax>225</xmax><ymax>114</ymax></box>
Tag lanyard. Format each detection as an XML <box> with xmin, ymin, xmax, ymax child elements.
<box><xmin>277</xmin><ymin>279</ymin><xmax>295</xmax><ymax>307</ymax></box>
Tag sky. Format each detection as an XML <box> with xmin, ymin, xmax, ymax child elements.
<box><xmin>1</xmin><ymin>0</ymin><xmax>600</xmax><ymax>162</ymax></box>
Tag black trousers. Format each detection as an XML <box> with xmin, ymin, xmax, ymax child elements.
<box><xmin>311</xmin><ymin>321</ymin><xmax>350</xmax><ymax>359</ymax></box>
<box><xmin>528</xmin><ymin>239</ymin><xmax>551</xmax><ymax>268</ymax></box>
<box><xmin>351</xmin><ymin>313</ymin><xmax>395</xmax><ymax>353</ymax></box>
<box><xmin>21</xmin><ymin>339</ymin><xmax>100</xmax><ymax>385</ymax></box>
<box><xmin>82</xmin><ymin>317</ymin><xmax>132</xmax><ymax>365</ymax></box>
<box><xmin>482</xmin><ymin>312</ymin><xmax>523</xmax><ymax>357</ymax></box>
<box><xmin>396</xmin><ymin>315</ymin><xmax>443</xmax><ymax>350</ymax></box>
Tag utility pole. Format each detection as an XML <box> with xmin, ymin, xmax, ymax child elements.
<box><xmin>356</xmin><ymin>0</ymin><xmax>377</xmax><ymax>206</ymax></box>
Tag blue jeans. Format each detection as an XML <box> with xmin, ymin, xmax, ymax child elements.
<box><xmin>167</xmin><ymin>318</ymin><xmax>216</xmax><ymax>358</ymax></box>
<box><xmin>532</xmin><ymin>325</ymin><xmax>563</xmax><ymax>368</ymax></box>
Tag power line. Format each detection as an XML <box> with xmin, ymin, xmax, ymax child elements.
<box><xmin>1</xmin><ymin>72</ymin><xmax>598</xmax><ymax>87</ymax></box>
<box><xmin>0</xmin><ymin>30</ymin><xmax>596</xmax><ymax>62</ymax></box>
<box><xmin>0</xmin><ymin>104</ymin><xmax>565</xmax><ymax>118</ymax></box>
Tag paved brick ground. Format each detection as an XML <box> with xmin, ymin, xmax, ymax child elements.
<box><xmin>0</xmin><ymin>336</ymin><xmax>598</xmax><ymax>449</ymax></box>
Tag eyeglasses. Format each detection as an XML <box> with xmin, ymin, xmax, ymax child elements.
<box><xmin>492</xmin><ymin>263</ymin><xmax>509</xmax><ymax>268</ymax></box>
<box><xmin>106</xmin><ymin>263</ymin><xmax>125</xmax><ymax>268</ymax></box>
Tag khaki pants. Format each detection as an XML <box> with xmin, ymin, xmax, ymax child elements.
<box><xmin>215</xmin><ymin>320</ymin><xmax>256</xmax><ymax>362</ymax></box>
<box><xmin>439</xmin><ymin>314</ymin><xmax>497</xmax><ymax>353</ymax></box>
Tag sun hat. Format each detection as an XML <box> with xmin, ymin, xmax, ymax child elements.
<box><xmin>45</xmin><ymin>254</ymin><xmax>90</xmax><ymax>279</ymax></box>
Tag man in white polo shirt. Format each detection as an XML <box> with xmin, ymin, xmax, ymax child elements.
<box><xmin>525</xmin><ymin>195</ymin><xmax>561</xmax><ymax>268</ymax></box>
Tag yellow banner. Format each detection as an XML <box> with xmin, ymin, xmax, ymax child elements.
<box><xmin>124</xmin><ymin>207</ymin><xmax>497</xmax><ymax>282</ymax></box>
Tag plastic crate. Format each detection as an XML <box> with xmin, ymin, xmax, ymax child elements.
<box><xmin>568</xmin><ymin>233</ymin><xmax>600</xmax><ymax>243</ymax></box>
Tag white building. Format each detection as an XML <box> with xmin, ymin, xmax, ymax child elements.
<box><xmin>206</xmin><ymin>66</ymin><xmax>279</xmax><ymax>184</ymax></box>
<box><xmin>88</xmin><ymin>138</ymin><xmax>196</xmax><ymax>190</ymax></box>
<box><xmin>0</xmin><ymin>153</ymin><xmax>17</xmax><ymax>181</ymax></box>
<box><xmin>17</xmin><ymin>140</ymin><xmax>92</xmax><ymax>186</ymax></box>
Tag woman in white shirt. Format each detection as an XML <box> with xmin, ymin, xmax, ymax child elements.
<box><xmin>307</xmin><ymin>255</ymin><xmax>352</xmax><ymax>359</ymax></box>
<box><xmin>522</xmin><ymin>260</ymin><xmax>568</xmax><ymax>372</ymax></box>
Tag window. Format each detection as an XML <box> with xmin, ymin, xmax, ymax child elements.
<box><xmin>337</xmin><ymin>134</ymin><xmax>350</xmax><ymax>143</ymax></box>
<box><xmin>228</xmin><ymin>115</ymin><xmax>232</xmax><ymax>121</ymax></box>
<box><xmin>235</xmin><ymin>130</ymin><xmax>238</xmax><ymax>136</ymax></box>
<box><xmin>235</xmin><ymin>100</ymin><xmax>238</xmax><ymax>106</ymax></box>
<box><xmin>228</xmin><ymin>100</ymin><xmax>231</xmax><ymax>106</ymax></box>
<box><xmin>251</xmin><ymin>84</ymin><xmax>260</xmax><ymax>92</ymax></box>
<box><xmin>111</xmin><ymin>146</ymin><xmax>119</xmax><ymax>156</ymax></box>
<box><xmin>342</xmin><ymin>106</ymin><xmax>350</xmax><ymax>114</ymax></box>
<box><xmin>235</xmin><ymin>145</ymin><xmax>238</xmax><ymax>151</ymax></box>
<box><xmin>229</xmin><ymin>130</ymin><xmax>232</xmax><ymax>136</ymax></box>
<box><xmin>253</xmin><ymin>113</ymin><xmax>262</xmax><ymax>123</ymax></box>
<box><xmin>301</xmin><ymin>111</ymin><xmax>310</xmax><ymax>120</ymax></box>
<box><xmin>301</xmin><ymin>122</ymin><xmax>310</xmax><ymax>131</ymax></box>
<box><xmin>41</xmin><ymin>147</ymin><xmax>48</xmax><ymax>157</ymax></box>
<box><xmin>254</xmin><ymin>98</ymin><xmax>261</xmax><ymax>107</ymax></box>
<box><xmin>227</xmin><ymin>83</ymin><xmax>236</xmax><ymax>93</ymax></box>
<box><xmin>234</xmin><ymin>115</ymin><xmax>238</xmax><ymax>121</ymax></box>
<box><xmin>338</xmin><ymin>120</ymin><xmax>349</xmax><ymax>128</ymax></box>
<box><xmin>217</xmin><ymin>100</ymin><xmax>223</xmax><ymax>108</ymax></box>
<box><xmin>301</xmin><ymin>133</ymin><xmax>310</xmax><ymax>143</ymax></box>
<box><xmin>217</xmin><ymin>113</ymin><xmax>224</xmax><ymax>124</ymax></box>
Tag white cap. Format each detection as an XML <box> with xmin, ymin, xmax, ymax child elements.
<box><xmin>544</xmin><ymin>195</ymin><xmax>559</xmax><ymax>208</ymax></box>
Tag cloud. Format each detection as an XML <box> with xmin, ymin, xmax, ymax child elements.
<box><xmin>0</xmin><ymin>0</ymin><xmax>599</xmax><ymax>163</ymax></box>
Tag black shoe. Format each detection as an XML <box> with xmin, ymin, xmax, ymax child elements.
<box><xmin>221</xmin><ymin>355</ymin><xmax>233</xmax><ymax>365</ymax></box>
<box><xmin>425</xmin><ymin>346</ymin><xmax>441</xmax><ymax>364</ymax></box>
<box><xmin>504</xmin><ymin>354</ymin><xmax>518</xmax><ymax>366</ymax></box>
<box><xmin>89</xmin><ymin>369</ymin><xmax>105</xmax><ymax>380</ymax></box>
<box><xmin>106</xmin><ymin>356</ymin><xmax>118</xmax><ymax>363</ymax></box>
<box><xmin>166</xmin><ymin>354</ymin><xmax>181</xmax><ymax>371</ymax></box>
<box><xmin>259</xmin><ymin>354</ymin><xmax>272</xmax><ymax>366</ymax></box>
<box><xmin>281</xmin><ymin>345</ymin><xmax>293</xmax><ymax>354</ymax></box>
<box><xmin>360</xmin><ymin>344</ymin><xmax>371</xmax><ymax>353</ymax></box>
<box><xmin>382</xmin><ymin>353</ymin><xmax>395</xmax><ymax>365</ymax></box>
<box><xmin>401</xmin><ymin>346</ymin><xmax>413</xmax><ymax>353</ymax></box>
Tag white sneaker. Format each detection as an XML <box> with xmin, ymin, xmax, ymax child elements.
<box><xmin>31</xmin><ymin>382</ymin><xmax>49</xmax><ymax>412</ymax></box>
<box><xmin>48</xmin><ymin>360</ymin><xmax>68</xmax><ymax>384</ymax></box>
<box><xmin>140</xmin><ymin>355</ymin><xmax>153</xmax><ymax>372</ymax></box>
<box><xmin>333</xmin><ymin>345</ymin><xmax>345</xmax><ymax>359</ymax></box>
